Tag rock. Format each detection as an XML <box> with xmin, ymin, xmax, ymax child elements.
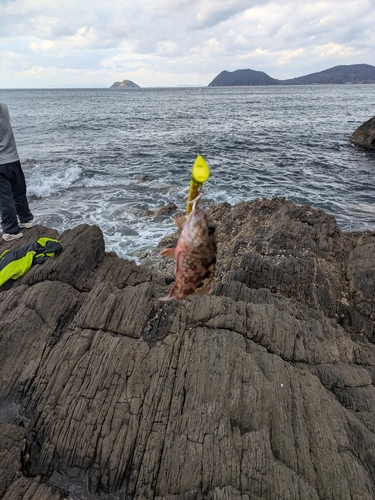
<box><xmin>350</xmin><ymin>115</ymin><xmax>375</xmax><ymax>148</ymax></box>
<box><xmin>155</xmin><ymin>202</ymin><xmax>178</xmax><ymax>216</ymax></box>
<box><xmin>1</xmin><ymin>198</ymin><xmax>375</xmax><ymax>499</ymax></box>
<box><xmin>110</xmin><ymin>79</ymin><xmax>140</xmax><ymax>89</ymax></box>
<box><xmin>141</xmin><ymin>202</ymin><xmax>179</xmax><ymax>218</ymax></box>
<box><xmin>2</xmin><ymin>476</ymin><xmax>66</xmax><ymax>500</ymax></box>
<box><xmin>210</xmin><ymin>198</ymin><xmax>354</xmax><ymax>320</ymax></box>
<box><xmin>0</xmin><ymin>425</ymin><xmax>25</xmax><ymax>497</ymax></box>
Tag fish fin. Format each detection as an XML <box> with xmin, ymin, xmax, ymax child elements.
<box><xmin>159</xmin><ymin>285</ymin><xmax>178</xmax><ymax>301</ymax></box>
<box><xmin>159</xmin><ymin>296</ymin><xmax>172</xmax><ymax>301</ymax></box>
<box><xmin>160</xmin><ymin>247</ymin><xmax>176</xmax><ymax>259</ymax></box>
<box><xmin>174</xmin><ymin>214</ymin><xmax>186</xmax><ymax>232</ymax></box>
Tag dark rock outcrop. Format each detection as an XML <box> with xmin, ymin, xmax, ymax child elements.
<box><xmin>1</xmin><ymin>197</ymin><xmax>375</xmax><ymax>499</ymax></box>
<box><xmin>208</xmin><ymin>63</ymin><xmax>375</xmax><ymax>86</ymax></box>
<box><xmin>350</xmin><ymin>115</ymin><xmax>375</xmax><ymax>149</ymax></box>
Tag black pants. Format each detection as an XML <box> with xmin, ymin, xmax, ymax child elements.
<box><xmin>0</xmin><ymin>160</ymin><xmax>33</xmax><ymax>234</ymax></box>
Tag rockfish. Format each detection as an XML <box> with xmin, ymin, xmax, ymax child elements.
<box><xmin>160</xmin><ymin>206</ymin><xmax>216</xmax><ymax>300</ymax></box>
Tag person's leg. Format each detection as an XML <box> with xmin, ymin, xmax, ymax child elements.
<box><xmin>11</xmin><ymin>160</ymin><xmax>33</xmax><ymax>224</ymax></box>
<box><xmin>0</xmin><ymin>163</ymin><xmax>22</xmax><ymax>234</ymax></box>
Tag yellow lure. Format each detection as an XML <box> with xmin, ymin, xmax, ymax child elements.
<box><xmin>186</xmin><ymin>154</ymin><xmax>210</xmax><ymax>214</ymax></box>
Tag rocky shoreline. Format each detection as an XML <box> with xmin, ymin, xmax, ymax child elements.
<box><xmin>1</xmin><ymin>197</ymin><xmax>375</xmax><ymax>499</ymax></box>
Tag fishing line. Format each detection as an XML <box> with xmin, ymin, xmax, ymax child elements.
<box><xmin>185</xmin><ymin>50</ymin><xmax>211</xmax><ymax>215</ymax></box>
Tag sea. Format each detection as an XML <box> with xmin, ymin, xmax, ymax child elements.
<box><xmin>1</xmin><ymin>85</ymin><xmax>375</xmax><ymax>262</ymax></box>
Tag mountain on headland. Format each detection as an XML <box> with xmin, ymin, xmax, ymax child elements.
<box><xmin>110</xmin><ymin>79</ymin><xmax>140</xmax><ymax>89</ymax></box>
<box><xmin>209</xmin><ymin>68</ymin><xmax>280</xmax><ymax>86</ymax></box>
<box><xmin>282</xmin><ymin>64</ymin><xmax>375</xmax><ymax>85</ymax></box>
<box><xmin>209</xmin><ymin>64</ymin><xmax>375</xmax><ymax>86</ymax></box>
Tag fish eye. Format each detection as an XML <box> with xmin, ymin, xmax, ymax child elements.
<box><xmin>207</xmin><ymin>224</ymin><xmax>215</xmax><ymax>235</ymax></box>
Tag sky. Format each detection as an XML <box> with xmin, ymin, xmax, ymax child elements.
<box><xmin>1</xmin><ymin>0</ymin><xmax>375</xmax><ymax>88</ymax></box>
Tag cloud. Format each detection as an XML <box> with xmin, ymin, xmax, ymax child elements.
<box><xmin>195</xmin><ymin>0</ymin><xmax>270</xmax><ymax>28</ymax></box>
<box><xmin>0</xmin><ymin>0</ymin><xmax>374</xmax><ymax>88</ymax></box>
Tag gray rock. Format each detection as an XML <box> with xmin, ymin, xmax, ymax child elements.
<box><xmin>1</xmin><ymin>198</ymin><xmax>375</xmax><ymax>499</ymax></box>
<box><xmin>350</xmin><ymin>115</ymin><xmax>375</xmax><ymax>148</ymax></box>
<box><xmin>0</xmin><ymin>425</ymin><xmax>25</xmax><ymax>497</ymax></box>
<box><xmin>2</xmin><ymin>476</ymin><xmax>66</xmax><ymax>500</ymax></box>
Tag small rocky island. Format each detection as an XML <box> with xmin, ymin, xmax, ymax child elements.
<box><xmin>110</xmin><ymin>79</ymin><xmax>140</xmax><ymax>89</ymax></box>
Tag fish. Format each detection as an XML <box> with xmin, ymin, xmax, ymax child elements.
<box><xmin>160</xmin><ymin>206</ymin><xmax>216</xmax><ymax>300</ymax></box>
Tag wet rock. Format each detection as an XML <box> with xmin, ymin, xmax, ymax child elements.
<box><xmin>347</xmin><ymin>235</ymin><xmax>375</xmax><ymax>337</ymax></box>
<box><xmin>141</xmin><ymin>201</ymin><xmax>178</xmax><ymax>217</ymax></box>
<box><xmin>2</xmin><ymin>476</ymin><xmax>66</xmax><ymax>500</ymax></box>
<box><xmin>209</xmin><ymin>198</ymin><xmax>357</xmax><ymax>323</ymax></box>
<box><xmin>156</xmin><ymin>201</ymin><xmax>178</xmax><ymax>216</ymax></box>
<box><xmin>1</xmin><ymin>198</ymin><xmax>375</xmax><ymax>499</ymax></box>
<box><xmin>0</xmin><ymin>425</ymin><xmax>25</xmax><ymax>497</ymax></box>
<box><xmin>350</xmin><ymin>115</ymin><xmax>375</xmax><ymax>148</ymax></box>
<box><xmin>140</xmin><ymin>209</ymin><xmax>154</xmax><ymax>217</ymax></box>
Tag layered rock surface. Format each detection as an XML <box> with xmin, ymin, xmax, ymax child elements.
<box><xmin>1</xmin><ymin>197</ymin><xmax>375</xmax><ymax>499</ymax></box>
<box><xmin>350</xmin><ymin>115</ymin><xmax>375</xmax><ymax>149</ymax></box>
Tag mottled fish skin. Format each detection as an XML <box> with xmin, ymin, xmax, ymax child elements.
<box><xmin>160</xmin><ymin>206</ymin><xmax>216</xmax><ymax>300</ymax></box>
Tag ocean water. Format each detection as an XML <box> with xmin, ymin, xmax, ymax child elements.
<box><xmin>1</xmin><ymin>86</ymin><xmax>375</xmax><ymax>261</ymax></box>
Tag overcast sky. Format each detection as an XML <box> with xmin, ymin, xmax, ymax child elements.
<box><xmin>1</xmin><ymin>0</ymin><xmax>375</xmax><ymax>88</ymax></box>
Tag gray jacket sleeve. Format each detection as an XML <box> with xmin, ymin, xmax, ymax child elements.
<box><xmin>0</xmin><ymin>103</ymin><xmax>20</xmax><ymax>165</ymax></box>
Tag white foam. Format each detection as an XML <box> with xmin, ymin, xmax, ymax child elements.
<box><xmin>26</xmin><ymin>164</ymin><xmax>82</xmax><ymax>198</ymax></box>
<box><xmin>348</xmin><ymin>202</ymin><xmax>375</xmax><ymax>215</ymax></box>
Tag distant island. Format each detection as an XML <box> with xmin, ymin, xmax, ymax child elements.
<box><xmin>110</xmin><ymin>79</ymin><xmax>140</xmax><ymax>89</ymax></box>
<box><xmin>209</xmin><ymin>64</ymin><xmax>375</xmax><ymax>86</ymax></box>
